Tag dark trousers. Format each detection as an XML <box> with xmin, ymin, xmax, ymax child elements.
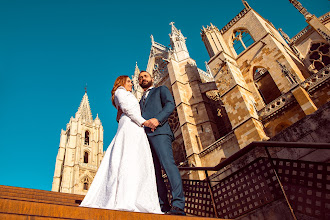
<box><xmin>148</xmin><ymin>134</ymin><xmax>185</xmax><ymax>211</ymax></box>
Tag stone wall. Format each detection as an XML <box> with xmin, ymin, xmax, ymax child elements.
<box><xmin>271</xmin><ymin>101</ymin><xmax>330</xmax><ymax>143</ymax></box>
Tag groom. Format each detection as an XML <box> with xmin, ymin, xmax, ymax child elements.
<box><xmin>139</xmin><ymin>70</ymin><xmax>185</xmax><ymax>216</ymax></box>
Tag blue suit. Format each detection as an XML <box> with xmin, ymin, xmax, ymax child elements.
<box><xmin>140</xmin><ymin>86</ymin><xmax>185</xmax><ymax>211</ymax></box>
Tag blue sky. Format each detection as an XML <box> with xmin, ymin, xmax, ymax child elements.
<box><xmin>0</xmin><ymin>0</ymin><xmax>329</xmax><ymax>191</ymax></box>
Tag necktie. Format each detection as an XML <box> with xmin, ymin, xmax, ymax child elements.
<box><xmin>142</xmin><ymin>93</ymin><xmax>147</xmax><ymax>105</ymax></box>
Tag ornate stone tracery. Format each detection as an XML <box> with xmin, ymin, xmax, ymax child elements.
<box><xmin>168</xmin><ymin>107</ymin><xmax>180</xmax><ymax>133</ymax></box>
<box><xmin>308</xmin><ymin>42</ymin><xmax>330</xmax><ymax>71</ymax></box>
<box><xmin>153</xmin><ymin>57</ymin><xmax>169</xmax><ymax>85</ymax></box>
<box><xmin>232</xmin><ymin>29</ymin><xmax>254</xmax><ymax>54</ymax></box>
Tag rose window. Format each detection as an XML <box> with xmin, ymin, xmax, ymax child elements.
<box><xmin>308</xmin><ymin>42</ymin><xmax>330</xmax><ymax>71</ymax></box>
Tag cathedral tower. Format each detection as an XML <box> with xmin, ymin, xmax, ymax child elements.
<box><xmin>132</xmin><ymin>62</ymin><xmax>143</xmax><ymax>100</ymax></box>
<box><xmin>52</xmin><ymin>92</ymin><xmax>104</xmax><ymax>195</ymax></box>
<box><xmin>144</xmin><ymin>23</ymin><xmax>228</xmax><ymax>179</ymax></box>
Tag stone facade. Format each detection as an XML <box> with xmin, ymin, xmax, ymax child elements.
<box><xmin>52</xmin><ymin>92</ymin><xmax>104</xmax><ymax>195</ymax></box>
<box><xmin>131</xmin><ymin>1</ymin><xmax>330</xmax><ymax>180</ymax></box>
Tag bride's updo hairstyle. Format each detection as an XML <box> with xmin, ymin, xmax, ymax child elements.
<box><xmin>111</xmin><ymin>75</ymin><xmax>130</xmax><ymax>107</ymax></box>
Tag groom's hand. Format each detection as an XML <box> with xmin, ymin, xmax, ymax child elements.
<box><xmin>142</xmin><ymin>118</ymin><xmax>159</xmax><ymax>132</ymax></box>
<box><xmin>149</xmin><ymin>118</ymin><xmax>160</xmax><ymax>128</ymax></box>
<box><xmin>143</xmin><ymin>120</ymin><xmax>156</xmax><ymax>130</ymax></box>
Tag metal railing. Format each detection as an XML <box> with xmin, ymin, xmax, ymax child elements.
<box><xmin>169</xmin><ymin>141</ymin><xmax>330</xmax><ymax>219</ymax></box>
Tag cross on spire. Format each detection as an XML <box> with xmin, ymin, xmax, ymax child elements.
<box><xmin>85</xmin><ymin>83</ymin><xmax>87</xmax><ymax>93</ymax></box>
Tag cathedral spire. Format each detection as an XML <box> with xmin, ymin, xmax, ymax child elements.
<box><xmin>241</xmin><ymin>0</ymin><xmax>251</xmax><ymax>9</ymax></box>
<box><xmin>150</xmin><ymin>35</ymin><xmax>155</xmax><ymax>45</ymax></box>
<box><xmin>288</xmin><ymin>0</ymin><xmax>312</xmax><ymax>19</ymax></box>
<box><xmin>169</xmin><ymin>22</ymin><xmax>189</xmax><ymax>61</ymax></box>
<box><xmin>278</xmin><ymin>28</ymin><xmax>291</xmax><ymax>44</ymax></box>
<box><xmin>132</xmin><ymin>62</ymin><xmax>142</xmax><ymax>97</ymax></box>
<box><xmin>170</xmin><ymin>22</ymin><xmax>180</xmax><ymax>35</ymax></box>
<box><xmin>289</xmin><ymin>0</ymin><xmax>330</xmax><ymax>44</ymax></box>
<box><xmin>134</xmin><ymin>61</ymin><xmax>140</xmax><ymax>74</ymax></box>
<box><xmin>75</xmin><ymin>93</ymin><xmax>93</xmax><ymax>122</ymax></box>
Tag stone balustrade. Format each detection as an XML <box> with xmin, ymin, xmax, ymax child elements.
<box><xmin>301</xmin><ymin>64</ymin><xmax>330</xmax><ymax>92</ymax></box>
<box><xmin>220</xmin><ymin>8</ymin><xmax>250</xmax><ymax>34</ymax></box>
<box><xmin>258</xmin><ymin>92</ymin><xmax>296</xmax><ymax>121</ymax></box>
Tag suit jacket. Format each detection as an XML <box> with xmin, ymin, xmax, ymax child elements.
<box><xmin>140</xmin><ymin>86</ymin><xmax>175</xmax><ymax>139</ymax></box>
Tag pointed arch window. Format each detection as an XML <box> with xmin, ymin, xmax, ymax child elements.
<box><xmin>254</xmin><ymin>68</ymin><xmax>282</xmax><ymax>105</ymax></box>
<box><xmin>66</xmin><ymin>129</ymin><xmax>70</xmax><ymax>144</ymax></box>
<box><xmin>84</xmin><ymin>131</ymin><xmax>89</xmax><ymax>145</ymax></box>
<box><xmin>232</xmin><ymin>29</ymin><xmax>254</xmax><ymax>55</ymax></box>
<box><xmin>84</xmin><ymin>151</ymin><xmax>89</xmax><ymax>163</ymax></box>
<box><xmin>83</xmin><ymin>177</ymin><xmax>89</xmax><ymax>190</ymax></box>
<box><xmin>308</xmin><ymin>42</ymin><xmax>330</xmax><ymax>71</ymax></box>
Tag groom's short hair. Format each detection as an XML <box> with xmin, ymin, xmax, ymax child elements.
<box><xmin>139</xmin><ymin>70</ymin><xmax>153</xmax><ymax>78</ymax></box>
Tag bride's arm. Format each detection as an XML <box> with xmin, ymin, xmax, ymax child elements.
<box><xmin>115</xmin><ymin>89</ymin><xmax>146</xmax><ymax>126</ymax></box>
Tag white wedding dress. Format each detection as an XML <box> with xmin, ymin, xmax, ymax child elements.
<box><xmin>80</xmin><ymin>86</ymin><xmax>162</xmax><ymax>214</ymax></box>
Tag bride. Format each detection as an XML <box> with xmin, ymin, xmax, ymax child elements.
<box><xmin>79</xmin><ymin>75</ymin><xmax>162</xmax><ymax>214</ymax></box>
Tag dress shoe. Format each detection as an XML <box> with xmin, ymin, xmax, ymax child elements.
<box><xmin>161</xmin><ymin>206</ymin><xmax>171</xmax><ymax>213</ymax></box>
<box><xmin>165</xmin><ymin>206</ymin><xmax>186</xmax><ymax>216</ymax></box>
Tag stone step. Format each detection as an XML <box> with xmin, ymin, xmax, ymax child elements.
<box><xmin>0</xmin><ymin>185</ymin><xmax>223</xmax><ymax>220</ymax></box>
<box><xmin>0</xmin><ymin>185</ymin><xmax>83</xmax><ymax>207</ymax></box>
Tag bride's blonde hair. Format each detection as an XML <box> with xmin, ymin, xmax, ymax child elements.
<box><xmin>111</xmin><ymin>75</ymin><xmax>129</xmax><ymax>107</ymax></box>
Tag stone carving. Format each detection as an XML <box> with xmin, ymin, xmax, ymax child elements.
<box><xmin>217</xmin><ymin>108</ymin><xmax>222</xmax><ymax>117</ymax></box>
<box><xmin>206</xmin><ymin>90</ymin><xmax>221</xmax><ymax>101</ymax></box>
<box><xmin>276</xmin><ymin>60</ymin><xmax>299</xmax><ymax>84</ymax></box>
<box><xmin>153</xmin><ymin>57</ymin><xmax>169</xmax><ymax>85</ymax></box>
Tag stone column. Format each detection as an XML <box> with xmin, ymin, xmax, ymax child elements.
<box><xmin>168</xmin><ymin>58</ymin><xmax>205</xmax><ymax>180</ymax></box>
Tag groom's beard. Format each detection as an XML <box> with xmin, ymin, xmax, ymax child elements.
<box><xmin>140</xmin><ymin>80</ymin><xmax>153</xmax><ymax>89</ymax></box>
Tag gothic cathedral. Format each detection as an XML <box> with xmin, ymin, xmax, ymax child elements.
<box><xmin>53</xmin><ymin>0</ymin><xmax>330</xmax><ymax>194</ymax></box>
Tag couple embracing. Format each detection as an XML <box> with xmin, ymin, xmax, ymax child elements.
<box><xmin>80</xmin><ymin>71</ymin><xmax>185</xmax><ymax>215</ymax></box>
